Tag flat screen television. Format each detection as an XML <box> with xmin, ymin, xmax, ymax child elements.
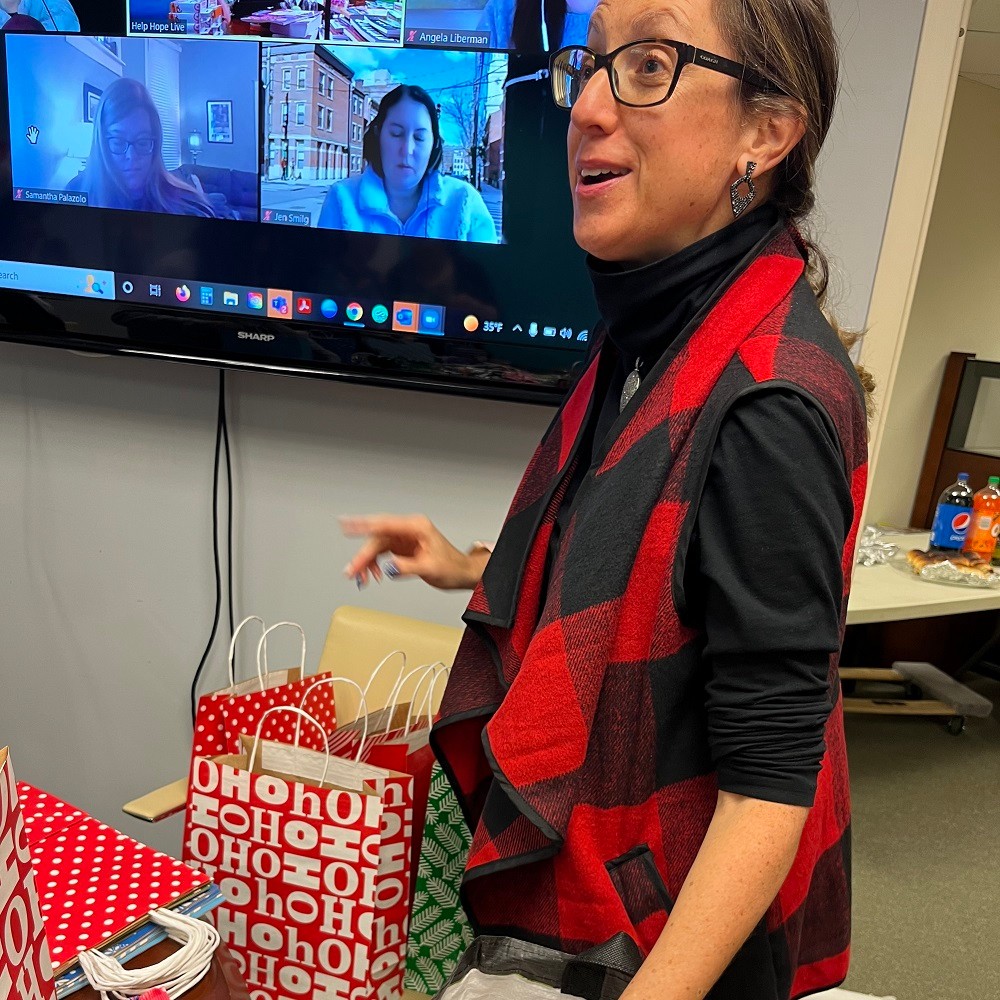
<box><xmin>0</xmin><ymin>1</ymin><xmax>595</xmax><ymax>404</ymax></box>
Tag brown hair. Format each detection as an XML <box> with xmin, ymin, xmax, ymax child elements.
<box><xmin>714</xmin><ymin>0</ymin><xmax>876</xmax><ymax>417</ymax></box>
<box><xmin>80</xmin><ymin>78</ymin><xmax>214</xmax><ymax>218</ymax></box>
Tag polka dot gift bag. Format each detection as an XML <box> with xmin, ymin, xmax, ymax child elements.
<box><xmin>0</xmin><ymin>747</ymin><xmax>57</xmax><ymax>1000</ymax></box>
<box><xmin>191</xmin><ymin>618</ymin><xmax>337</xmax><ymax>763</ymax></box>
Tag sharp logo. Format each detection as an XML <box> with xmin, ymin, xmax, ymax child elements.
<box><xmin>238</xmin><ymin>331</ymin><xmax>275</xmax><ymax>342</ymax></box>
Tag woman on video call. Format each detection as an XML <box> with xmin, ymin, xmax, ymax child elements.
<box><xmin>317</xmin><ymin>85</ymin><xmax>497</xmax><ymax>244</ymax></box>
<box><xmin>480</xmin><ymin>0</ymin><xmax>598</xmax><ymax>51</ymax></box>
<box><xmin>345</xmin><ymin>0</ymin><xmax>871</xmax><ymax>998</ymax></box>
<box><xmin>67</xmin><ymin>78</ymin><xmax>215</xmax><ymax>218</ymax></box>
<box><xmin>0</xmin><ymin>0</ymin><xmax>79</xmax><ymax>31</ymax></box>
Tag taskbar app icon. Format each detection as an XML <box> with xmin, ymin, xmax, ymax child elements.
<box><xmin>392</xmin><ymin>302</ymin><xmax>419</xmax><ymax>333</ymax></box>
<box><xmin>392</xmin><ymin>301</ymin><xmax>446</xmax><ymax>335</ymax></box>
<box><xmin>267</xmin><ymin>289</ymin><xmax>292</xmax><ymax>318</ymax></box>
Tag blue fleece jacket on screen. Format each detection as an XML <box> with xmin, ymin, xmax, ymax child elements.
<box><xmin>0</xmin><ymin>0</ymin><xmax>80</xmax><ymax>31</ymax></box>
<box><xmin>316</xmin><ymin>168</ymin><xmax>498</xmax><ymax>244</ymax></box>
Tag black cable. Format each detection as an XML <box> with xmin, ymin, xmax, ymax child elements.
<box><xmin>190</xmin><ymin>369</ymin><xmax>227</xmax><ymax>724</ymax></box>
<box><xmin>222</xmin><ymin>372</ymin><xmax>234</xmax><ymax>636</ymax></box>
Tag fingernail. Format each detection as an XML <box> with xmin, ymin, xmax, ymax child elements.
<box><xmin>384</xmin><ymin>560</ymin><xmax>399</xmax><ymax>580</ymax></box>
<box><xmin>343</xmin><ymin>563</ymin><xmax>352</xmax><ymax>576</ymax></box>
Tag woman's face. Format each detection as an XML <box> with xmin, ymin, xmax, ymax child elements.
<box><xmin>1</xmin><ymin>0</ymin><xmax>22</xmax><ymax>13</ymax></box>
<box><xmin>379</xmin><ymin>97</ymin><xmax>434</xmax><ymax>194</ymax></box>
<box><xmin>567</xmin><ymin>0</ymin><xmax>752</xmax><ymax>264</ymax></box>
<box><xmin>105</xmin><ymin>108</ymin><xmax>155</xmax><ymax>196</ymax></box>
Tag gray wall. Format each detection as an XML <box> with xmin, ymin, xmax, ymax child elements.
<box><xmin>0</xmin><ymin>0</ymin><xmax>927</xmax><ymax>857</ymax></box>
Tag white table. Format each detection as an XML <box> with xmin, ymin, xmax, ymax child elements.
<box><xmin>847</xmin><ymin>532</ymin><xmax>1000</xmax><ymax>625</ymax></box>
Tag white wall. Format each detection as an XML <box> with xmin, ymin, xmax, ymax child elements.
<box><xmin>814</xmin><ymin>0</ymin><xmax>928</xmax><ymax>329</ymax></box>
<box><xmin>0</xmin><ymin>0</ymin><xmax>930</xmax><ymax>857</ymax></box>
<box><xmin>866</xmin><ymin>76</ymin><xmax>1000</xmax><ymax>526</ymax></box>
<box><xmin>0</xmin><ymin>347</ymin><xmax>549</xmax><ymax>852</ymax></box>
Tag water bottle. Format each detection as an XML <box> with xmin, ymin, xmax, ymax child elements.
<box><xmin>929</xmin><ymin>473</ymin><xmax>973</xmax><ymax>552</ymax></box>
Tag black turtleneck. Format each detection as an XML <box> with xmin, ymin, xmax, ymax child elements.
<box><xmin>550</xmin><ymin>202</ymin><xmax>783</xmax><ymax>573</ymax></box>
<box><xmin>588</xmin><ymin>202</ymin><xmax>783</xmax><ymax>453</ymax></box>
<box><xmin>545</xmin><ymin>206</ymin><xmax>854</xmax><ymax>807</ymax></box>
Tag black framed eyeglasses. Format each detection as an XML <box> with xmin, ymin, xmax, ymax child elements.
<box><xmin>106</xmin><ymin>137</ymin><xmax>155</xmax><ymax>156</ymax></box>
<box><xmin>550</xmin><ymin>39</ymin><xmax>788</xmax><ymax>110</ymax></box>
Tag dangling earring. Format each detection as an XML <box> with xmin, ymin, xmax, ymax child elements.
<box><xmin>730</xmin><ymin>161</ymin><xmax>757</xmax><ymax>218</ymax></box>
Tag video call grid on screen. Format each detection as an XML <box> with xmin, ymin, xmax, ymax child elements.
<box><xmin>4</xmin><ymin>33</ymin><xmax>509</xmax><ymax>245</ymax></box>
<box><xmin>0</xmin><ymin>1</ymin><xmax>599</xmax><ymax>53</ymax></box>
<box><xmin>120</xmin><ymin>1</ymin><xmax>599</xmax><ymax>53</ymax></box>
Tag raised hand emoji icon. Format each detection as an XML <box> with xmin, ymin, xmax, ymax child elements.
<box><xmin>26</xmin><ymin>126</ymin><xmax>40</xmax><ymax>145</ymax></box>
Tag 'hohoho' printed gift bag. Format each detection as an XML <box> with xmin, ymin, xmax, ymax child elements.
<box><xmin>0</xmin><ymin>747</ymin><xmax>57</xmax><ymax>1000</ymax></box>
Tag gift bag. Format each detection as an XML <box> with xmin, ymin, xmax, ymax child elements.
<box><xmin>327</xmin><ymin>663</ymin><xmax>446</xmax><ymax>887</ymax></box>
<box><xmin>191</xmin><ymin>618</ymin><xmax>335</xmax><ymax>762</ymax></box>
<box><xmin>437</xmin><ymin>935</ymin><xmax>642</xmax><ymax>1000</ymax></box>
<box><xmin>404</xmin><ymin>760</ymin><xmax>474</xmax><ymax>995</ymax></box>
<box><xmin>261</xmin><ymin>703</ymin><xmax>416</xmax><ymax>1000</ymax></box>
<box><xmin>0</xmin><ymin>748</ymin><xmax>57</xmax><ymax>1000</ymax></box>
<box><xmin>183</xmin><ymin>707</ymin><xmax>414</xmax><ymax>1000</ymax></box>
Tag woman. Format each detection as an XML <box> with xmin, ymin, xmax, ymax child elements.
<box><xmin>0</xmin><ymin>0</ymin><xmax>79</xmax><ymax>30</ymax></box>
<box><xmin>480</xmin><ymin>0</ymin><xmax>598</xmax><ymax>51</ymax></box>
<box><xmin>317</xmin><ymin>85</ymin><xmax>497</xmax><ymax>244</ymax></box>
<box><xmin>344</xmin><ymin>1</ymin><xmax>871</xmax><ymax>998</ymax></box>
<box><xmin>68</xmin><ymin>78</ymin><xmax>215</xmax><ymax>218</ymax></box>
<box><xmin>0</xmin><ymin>0</ymin><xmax>44</xmax><ymax>30</ymax></box>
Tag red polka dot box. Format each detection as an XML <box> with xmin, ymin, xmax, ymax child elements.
<box><xmin>15</xmin><ymin>781</ymin><xmax>211</xmax><ymax>976</ymax></box>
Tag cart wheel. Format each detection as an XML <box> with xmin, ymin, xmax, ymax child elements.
<box><xmin>946</xmin><ymin>716</ymin><xmax>966</xmax><ymax>736</ymax></box>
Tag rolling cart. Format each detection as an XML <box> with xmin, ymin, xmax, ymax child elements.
<box><xmin>840</xmin><ymin>661</ymin><xmax>993</xmax><ymax>735</ymax></box>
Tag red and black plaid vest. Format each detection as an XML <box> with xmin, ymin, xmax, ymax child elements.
<box><xmin>432</xmin><ymin>225</ymin><xmax>869</xmax><ymax>1000</ymax></box>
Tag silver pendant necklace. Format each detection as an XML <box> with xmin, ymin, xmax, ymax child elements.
<box><xmin>620</xmin><ymin>357</ymin><xmax>642</xmax><ymax>413</ymax></box>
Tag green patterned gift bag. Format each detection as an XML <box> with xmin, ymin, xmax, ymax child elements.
<box><xmin>405</xmin><ymin>761</ymin><xmax>476</xmax><ymax>995</ymax></box>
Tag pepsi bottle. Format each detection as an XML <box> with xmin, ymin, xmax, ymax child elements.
<box><xmin>929</xmin><ymin>473</ymin><xmax>974</xmax><ymax>552</ymax></box>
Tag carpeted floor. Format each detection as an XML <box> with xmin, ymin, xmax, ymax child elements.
<box><xmin>841</xmin><ymin>673</ymin><xmax>1000</xmax><ymax>1000</ymax></box>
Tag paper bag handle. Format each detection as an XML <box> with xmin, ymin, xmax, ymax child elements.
<box><xmin>227</xmin><ymin>615</ymin><xmax>266</xmax><ymax>691</ymax></box>
<box><xmin>363</xmin><ymin>649</ymin><xmax>408</xmax><ymax>703</ymax></box>
<box><xmin>77</xmin><ymin>907</ymin><xmax>220</xmax><ymax>999</ymax></box>
<box><xmin>248</xmin><ymin>706</ymin><xmax>334</xmax><ymax>786</ymax></box>
<box><xmin>407</xmin><ymin>661</ymin><xmax>450</xmax><ymax>736</ymax></box>
<box><xmin>401</xmin><ymin>662</ymin><xmax>448</xmax><ymax>736</ymax></box>
<box><xmin>255</xmin><ymin>622</ymin><xmax>306</xmax><ymax>691</ymax></box>
<box><xmin>383</xmin><ymin>662</ymin><xmax>442</xmax><ymax>735</ymax></box>
<box><xmin>296</xmin><ymin>675</ymin><xmax>369</xmax><ymax>762</ymax></box>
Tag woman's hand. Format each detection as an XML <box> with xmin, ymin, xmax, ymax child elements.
<box><xmin>340</xmin><ymin>514</ymin><xmax>490</xmax><ymax>592</ymax></box>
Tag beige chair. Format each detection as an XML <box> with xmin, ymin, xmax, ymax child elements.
<box><xmin>316</xmin><ymin>606</ymin><xmax>464</xmax><ymax>723</ymax></box>
<box><xmin>123</xmin><ymin>606</ymin><xmax>464</xmax><ymax>822</ymax></box>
